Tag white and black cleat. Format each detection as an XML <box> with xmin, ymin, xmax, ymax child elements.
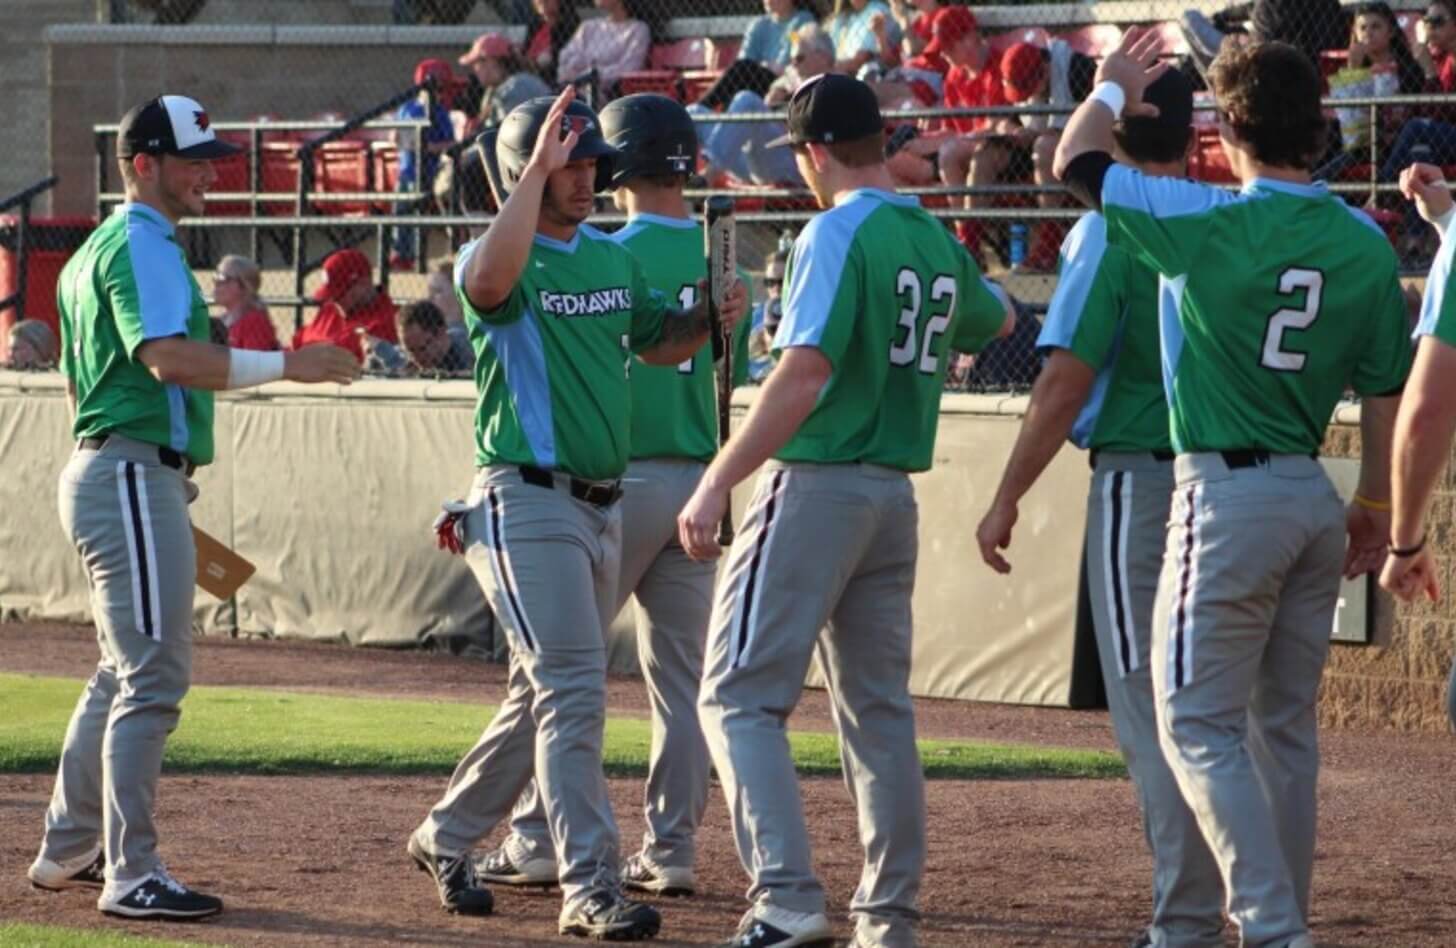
<box><xmin>718</xmin><ymin>904</ymin><xmax>834</xmax><ymax>948</ymax></box>
<box><xmin>475</xmin><ymin>843</ymin><xmax>557</xmax><ymax>888</ymax></box>
<box><xmin>621</xmin><ymin>854</ymin><xmax>695</xmax><ymax>897</ymax></box>
<box><xmin>97</xmin><ymin>867</ymin><xmax>223</xmax><ymax>920</ymax></box>
<box><xmin>559</xmin><ymin>886</ymin><xmax>662</xmax><ymax>941</ymax></box>
<box><xmin>29</xmin><ymin>847</ymin><xmax>105</xmax><ymax>891</ymax></box>
<box><xmin>408</xmin><ymin>830</ymin><xmax>494</xmax><ymax>916</ymax></box>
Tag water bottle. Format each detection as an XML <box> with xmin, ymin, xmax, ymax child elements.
<box><xmin>1009</xmin><ymin>222</ymin><xmax>1028</xmax><ymax>268</ymax></box>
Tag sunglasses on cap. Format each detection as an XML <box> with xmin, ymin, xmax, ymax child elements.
<box><xmin>1425</xmin><ymin>14</ymin><xmax>1450</xmax><ymax>26</ymax></box>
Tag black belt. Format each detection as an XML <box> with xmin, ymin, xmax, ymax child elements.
<box><xmin>1219</xmin><ymin>449</ymin><xmax>1317</xmax><ymax>469</ymax></box>
<box><xmin>1089</xmin><ymin>449</ymin><xmax>1175</xmax><ymax>469</ymax></box>
<box><xmin>79</xmin><ymin>435</ymin><xmax>195</xmax><ymax>476</ymax></box>
<box><xmin>518</xmin><ymin>465</ymin><xmax>622</xmax><ymax>508</ymax></box>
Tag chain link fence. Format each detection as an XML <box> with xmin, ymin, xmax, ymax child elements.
<box><xmin>69</xmin><ymin>0</ymin><xmax>1448</xmax><ymax>389</ymax></box>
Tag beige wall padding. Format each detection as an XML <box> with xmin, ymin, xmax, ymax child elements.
<box><xmin>0</xmin><ymin>373</ymin><xmax>1103</xmax><ymax>707</ymax></box>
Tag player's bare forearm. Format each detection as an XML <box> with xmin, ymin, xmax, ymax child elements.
<box><xmin>639</xmin><ymin>302</ymin><xmax>712</xmax><ymax>366</ymax></box>
<box><xmin>991</xmin><ymin>351</ymin><xmax>1095</xmax><ymax>510</ymax></box>
<box><xmin>137</xmin><ymin>337</ymin><xmax>236</xmax><ymax>389</ymax></box>
<box><xmin>1391</xmin><ymin>339</ymin><xmax>1456</xmax><ymax>546</ymax></box>
<box><xmin>464</xmin><ymin>164</ymin><xmax>548</xmax><ymax>312</ymax></box>
<box><xmin>699</xmin><ymin>347</ymin><xmax>831</xmax><ymax>493</ymax></box>
<box><xmin>1357</xmin><ymin>392</ymin><xmax>1398</xmax><ymax>505</ymax></box>
<box><xmin>1053</xmin><ymin>97</ymin><xmax>1116</xmax><ymax>182</ymax></box>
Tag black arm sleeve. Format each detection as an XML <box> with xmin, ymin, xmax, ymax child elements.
<box><xmin>1062</xmin><ymin>151</ymin><xmax>1114</xmax><ymax>211</ymax></box>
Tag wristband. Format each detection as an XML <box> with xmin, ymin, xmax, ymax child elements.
<box><xmin>1434</xmin><ymin>204</ymin><xmax>1456</xmax><ymax>237</ymax></box>
<box><xmin>227</xmin><ymin>349</ymin><xmax>285</xmax><ymax>389</ymax></box>
<box><xmin>1390</xmin><ymin>536</ymin><xmax>1426</xmax><ymax>558</ymax></box>
<box><xmin>1352</xmin><ymin>493</ymin><xmax>1391</xmax><ymax>512</ymax></box>
<box><xmin>1089</xmin><ymin>82</ymin><xmax>1127</xmax><ymax>120</ymax></box>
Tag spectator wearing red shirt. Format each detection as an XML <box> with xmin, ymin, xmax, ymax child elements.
<box><xmin>211</xmin><ymin>254</ymin><xmax>280</xmax><ymax>351</ymax></box>
<box><xmin>887</xmin><ymin>0</ymin><xmax>946</xmax><ymax>58</ymax></box>
<box><xmin>293</xmin><ymin>249</ymin><xmax>399</xmax><ymax>362</ymax></box>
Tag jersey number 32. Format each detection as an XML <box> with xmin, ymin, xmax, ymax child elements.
<box><xmin>889</xmin><ymin>268</ymin><xmax>957</xmax><ymax>374</ymax></box>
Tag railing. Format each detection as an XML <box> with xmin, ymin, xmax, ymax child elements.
<box><xmin>0</xmin><ymin>176</ymin><xmax>61</xmax><ymax>324</ymax></box>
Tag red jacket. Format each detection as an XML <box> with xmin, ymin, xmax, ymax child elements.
<box><xmin>227</xmin><ymin>306</ymin><xmax>281</xmax><ymax>351</ymax></box>
<box><xmin>292</xmin><ymin>290</ymin><xmax>399</xmax><ymax>361</ymax></box>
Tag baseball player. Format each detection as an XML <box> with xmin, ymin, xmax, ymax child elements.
<box><xmin>476</xmin><ymin>93</ymin><xmax>749</xmax><ymax>899</ymax></box>
<box><xmin>678</xmin><ymin>74</ymin><xmax>1014</xmax><ymax>948</ymax></box>
<box><xmin>27</xmin><ymin>94</ymin><xmax>358</xmax><ymax>920</ymax></box>
<box><xmin>1379</xmin><ymin>163</ymin><xmax>1456</xmax><ymax>729</ymax></box>
<box><xmin>1056</xmin><ymin>34</ymin><xmax>1411</xmax><ymax>947</ymax></box>
<box><xmin>406</xmin><ymin>87</ymin><xmax>746</xmax><ymax>941</ymax></box>
<box><xmin>975</xmin><ymin>69</ymin><xmax>1225</xmax><ymax>948</ymax></box>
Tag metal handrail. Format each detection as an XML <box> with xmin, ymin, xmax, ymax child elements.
<box><xmin>0</xmin><ymin>175</ymin><xmax>62</xmax><ymax>327</ymax></box>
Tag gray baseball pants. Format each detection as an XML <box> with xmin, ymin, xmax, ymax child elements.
<box><xmin>504</xmin><ymin>458</ymin><xmax>715</xmax><ymax>872</ymax></box>
<box><xmin>1086</xmin><ymin>453</ymin><xmax>1224</xmax><ymax>948</ymax></box>
<box><xmin>698</xmin><ymin>460</ymin><xmax>924</xmax><ymax>948</ymax></box>
<box><xmin>1152</xmin><ymin>452</ymin><xmax>1345</xmax><ymax>948</ymax></box>
<box><xmin>39</xmin><ymin>435</ymin><xmax>196</xmax><ymax>885</ymax></box>
<box><xmin>415</xmin><ymin>465</ymin><xmax>624</xmax><ymax>901</ymax></box>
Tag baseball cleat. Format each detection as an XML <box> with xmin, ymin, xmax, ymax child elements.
<box><xmin>621</xmin><ymin>854</ymin><xmax>695</xmax><ymax>897</ymax></box>
<box><xmin>28</xmin><ymin>846</ymin><xmax>105</xmax><ymax>891</ymax></box>
<box><xmin>475</xmin><ymin>842</ymin><xmax>557</xmax><ymax>887</ymax></box>
<box><xmin>97</xmin><ymin>867</ymin><xmax>222</xmax><ymax>920</ymax></box>
<box><xmin>558</xmin><ymin>886</ymin><xmax>662</xmax><ymax>941</ymax></box>
<box><xmin>717</xmin><ymin>904</ymin><xmax>834</xmax><ymax>948</ymax></box>
<box><xmin>408</xmin><ymin>830</ymin><xmax>495</xmax><ymax>916</ymax></box>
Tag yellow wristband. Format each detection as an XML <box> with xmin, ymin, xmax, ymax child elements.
<box><xmin>1353</xmin><ymin>493</ymin><xmax>1392</xmax><ymax>512</ymax></box>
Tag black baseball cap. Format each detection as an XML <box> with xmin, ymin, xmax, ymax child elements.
<box><xmin>767</xmin><ymin>74</ymin><xmax>884</xmax><ymax>149</ymax></box>
<box><xmin>1121</xmin><ymin>70</ymin><xmax>1195</xmax><ymax>138</ymax></box>
<box><xmin>117</xmin><ymin>95</ymin><xmax>242</xmax><ymax>160</ymax></box>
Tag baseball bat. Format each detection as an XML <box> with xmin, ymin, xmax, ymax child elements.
<box><xmin>705</xmin><ymin>195</ymin><xmax>736</xmax><ymax>546</ymax></box>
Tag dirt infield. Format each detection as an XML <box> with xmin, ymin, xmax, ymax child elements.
<box><xmin>2</xmin><ymin>622</ymin><xmax>1455</xmax><ymax>947</ymax></box>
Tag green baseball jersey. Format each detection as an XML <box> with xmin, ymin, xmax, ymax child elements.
<box><xmin>1415</xmin><ymin>222</ymin><xmax>1456</xmax><ymax>344</ymax></box>
<box><xmin>610</xmin><ymin>213</ymin><xmax>753</xmax><ymax>461</ymax></box>
<box><xmin>1037</xmin><ymin>211</ymin><xmax>1171</xmax><ymax>453</ymax></box>
<box><xmin>57</xmin><ymin>203</ymin><xmax>215</xmax><ymax>465</ymax></box>
<box><xmin>1102</xmin><ymin>169</ymin><xmax>1411</xmax><ymax>455</ymax></box>
<box><xmin>456</xmin><ymin>224</ymin><xmax>669</xmax><ymax>481</ymax></box>
<box><xmin>773</xmin><ymin>188</ymin><xmax>1008</xmax><ymax>472</ymax></box>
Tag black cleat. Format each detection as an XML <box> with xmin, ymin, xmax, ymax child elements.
<box><xmin>97</xmin><ymin>867</ymin><xmax>223</xmax><ymax>920</ymax></box>
<box><xmin>559</xmin><ymin>886</ymin><xmax>662</xmax><ymax>941</ymax></box>
<box><xmin>29</xmin><ymin>847</ymin><xmax>105</xmax><ymax>891</ymax></box>
<box><xmin>408</xmin><ymin>831</ymin><xmax>494</xmax><ymax>916</ymax></box>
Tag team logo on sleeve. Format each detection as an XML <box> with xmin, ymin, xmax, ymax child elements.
<box><xmin>538</xmin><ymin>286</ymin><xmax>632</xmax><ymax>317</ymax></box>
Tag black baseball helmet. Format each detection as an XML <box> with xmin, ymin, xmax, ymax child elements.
<box><xmin>598</xmin><ymin>93</ymin><xmax>698</xmax><ymax>188</ymax></box>
<box><xmin>475</xmin><ymin>95</ymin><xmax>617</xmax><ymax>203</ymax></box>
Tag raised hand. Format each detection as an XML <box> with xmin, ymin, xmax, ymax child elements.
<box><xmin>1095</xmin><ymin>27</ymin><xmax>1169</xmax><ymax>118</ymax></box>
<box><xmin>1399</xmin><ymin>162</ymin><xmax>1454</xmax><ymax>225</ymax></box>
<box><xmin>525</xmin><ymin>86</ymin><xmax>582</xmax><ymax>177</ymax></box>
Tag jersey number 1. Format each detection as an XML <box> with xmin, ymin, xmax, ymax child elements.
<box><xmin>676</xmin><ymin>285</ymin><xmax>696</xmax><ymax>375</ymax></box>
<box><xmin>889</xmin><ymin>268</ymin><xmax>957</xmax><ymax>374</ymax></box>
<box><xmin>1261</xmin><ymin>268</ymin><xmax>1323</xmax><ymax>373</ymax></box>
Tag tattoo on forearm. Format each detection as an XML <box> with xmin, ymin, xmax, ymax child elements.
<box><xmin>660</xmin><ymin>302</ymin><xmax>711</xmax><ymax>347</ymax></box>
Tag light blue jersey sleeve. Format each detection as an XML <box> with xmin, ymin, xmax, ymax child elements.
<box><xmin>110</xmin><ymin>209</ymin><xmax>195</xmax><ymax>357</ymax></box>
<box><xmin>1101</xmin><ymin>164</ymin><xmax>1233</xmax><ymax>277</ymax></box>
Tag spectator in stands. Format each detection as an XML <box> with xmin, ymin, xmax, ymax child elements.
<box><xmin>555</xmin><ymin>0</ymin><xmax>651</xmax><ymax>93</ymax></box>
<box><xmin>294</xmin><ymin>249</ymin><xmax>400</xmax><ymax>363</ymax></box>
<box><xmin>995</xmin><ymin>40</ymin><xmax>1097</xmax><ymax>270</ymax></box>
<box><xmin>1315</xmin><ymin>2</ymin><xmax>1427</xmax><ymax>182</ymax></box>
<box><xmin>923</xmin><ymin>7</ymin><xmax>1007</xmax><ymax>262</ymax></box>
<box><xmin>689</xmin><ymin>25</ymin><xmax>837</xmax><ymax>186</ymax></box>
<box><xmin>5</xmin><ymin>319</ymin><xmax>58</xmax><ymax>370</ymax></box>
<box><xmin>364</xmin><ymin>300</ymin><xmax>475</xmax><ymax>376</ymax></box>
<box><xmin>392</xmin><ymin>59</ymin><xmax>459</xmax><ymax>270</ymax></box>
<box><xmin>459</xmin><ymin>32</ymin><xmax>552</xmax><ymax>136</ymax></box>
<box><xmin>746</xmin><ymin>250</ymin><xmax>788</xmax><ymax>380</ymax></box>
<box><xmin>211</xmin><ymin>254</ymin><xmax>281</xmax><ymax>351</ymax></box>
<box><xmin>695</xmin><ymin>0</ymin><xmax>819</xmax><ymax>110</ymax></box>
<box><xmin>887</xmin><ymin>0</ymin><xmax>945</xmax><ymax>58</ymax></box>
<box><xmin>827</xmin><ymin>0</ymin><xmax>902</xmax><ymax>74</ymax></box>
<box><xmin>1377</xmin><ymin>3</ymin><xmax>1456</xmax><ymax>182</ymax></box>
<box><xmin>1182</xmin><ymin>0</ymin><xmax>1348</xmax><ymax>78</ymax></box>
<box><xmin>524</xmin><ymin>0</ymin><xmax>581</xmax><ymax>81</ymax></box>
<box><xmin>427</xmin><ymin>262</ymin><xmax>466</xmax><ymax>336</ymax></box>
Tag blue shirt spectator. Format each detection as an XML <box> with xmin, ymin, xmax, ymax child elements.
<box><xmin>827</xmin><ymin>0</ymin><xmax>901</xmax><ymax>69</ymax></box>
<box><xmin>396</xmin><ymin>97</ymin><xmax>455</xmax><ymax>190</ymax></box>
<box><xmin>740</xmin><ymin>4</ymin><xmax>817</xmax><ymax>68</ymax></box>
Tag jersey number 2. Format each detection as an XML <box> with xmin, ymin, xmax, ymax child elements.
<box><xmin>889</xmin><ymin>269</ymin><xmax>956</xmax><ymax>374</ymax></box>
<box><xmin>1261</xmin><ymin>268</ymin><xmax>1322</xmax><ymax>373</ymax></box>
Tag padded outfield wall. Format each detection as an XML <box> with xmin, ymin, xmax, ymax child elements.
<box><xmin>1</xmin><ymin>373</ymin><xmax>1447</xmax><ymax>730</ymax></box>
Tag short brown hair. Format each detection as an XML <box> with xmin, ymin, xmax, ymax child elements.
<box><xmin>1209</xmin><ymin>41</ymin><xmax>1327</xmax><ymax>171</ymax></box>
<box><xmin>398</xmin><ymin>300</ymin><xmax>447</xmax><ymax>334</ymax></box>
<box><xmin>798</xmin><ymin>132</ymin><xmax>886</xmax><ymax>169</ymax></box>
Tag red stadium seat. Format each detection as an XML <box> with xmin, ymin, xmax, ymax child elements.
<box><xmin>681</xmin><ymin>70</ymin><xmax>721</xmax><ymax>103</ymax></box>
<box><xmin>1189</xmin><ymin>125</ymin><xmax>1236</xmax><ymax>183</ymax></box>
<box><xmin>650</xmin><ymin>38</ymin><xmax>709</xmax><ymax>71</ymax></box>
<box><xmin>706</xmin><ymin>37</ymin><xmax>740</xmax><ymax>70</ymax></box>
<box><xmin>989</xmin><ymin>27</ymin><xmax>1051</xmax><ymax>56</ymax></box>
<box><xmin>1059</xmin><ymin>24</ymin><xmax>1123</xmax><ymax>58</ymax></box>
<box><xmin>208</xmin><ymin>152</ymin><xmax>251</xmax><ymax>217</ymax></box>
<box><xmin>313</xmin><ymin>141</ymin><xmax>372</xmax><ymax>216</ymax></box>
<box><xmin>618</xmin><ymin>70</ymin><xmax>683</xmax><ymax>100</ymax></box>
<box><xmin>259</xmin><ymin>142</ymin><xmax>302</xmax><ymax>214</ymax></box>
<box><xmin>371</xmin><ymin>142</ymin><xmax>400</xmax><ymax>212</ymax></box>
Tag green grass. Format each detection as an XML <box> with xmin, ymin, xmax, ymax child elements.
<box><xmin>0</xmin><ymin>923</ymin><xmax>204</xmax><ymax>947</ymax></box>
<box><xmin>0</xmin><ymin>673</ymin><xmax>1123</xmax><ymax>781</ymax></box>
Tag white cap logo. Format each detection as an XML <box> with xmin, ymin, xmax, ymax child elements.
<box><xmin>159</xmin><ymin>94</ymin><xmax>218</xmax><ymax>151</ymax></box>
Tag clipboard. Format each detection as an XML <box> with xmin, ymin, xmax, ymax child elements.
<box><xmin>193</xmin><ymin>526</ymin><xmax>256</xmax><ymax>599</ymax></box>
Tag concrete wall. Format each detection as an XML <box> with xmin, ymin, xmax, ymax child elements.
<box><xmin>0</xmin><ymin>1</ymin><xmax>95</xmax><ymax>205</ymax></box>
<box><xmin>1320</xmin><ymin>419</ymin><xmax>1456</xmax><ymax>732</ymax></box>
